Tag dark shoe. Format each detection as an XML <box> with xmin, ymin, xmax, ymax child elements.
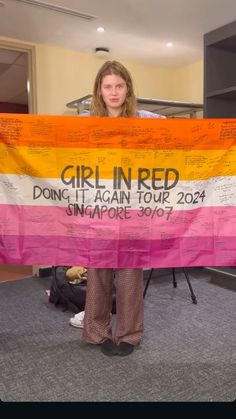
<box><xmin>101</xmin><ymin>339</ymin><xmax>118</xmax><ymax>356</ymax></box>
<box><xmin>117</xmin><ymin>342</ymin><xmax>134</xmax><ymax>356</ymax></box>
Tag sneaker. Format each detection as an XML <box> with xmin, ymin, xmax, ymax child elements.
<box><xmin>69</xmin><ymin>311</ymin><xmax>85</xmax><ymax>328</ymax></box>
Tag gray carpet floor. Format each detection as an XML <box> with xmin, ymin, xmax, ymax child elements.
<box><xmin>0</xmin><ymin>267</ymin><xmax>235</xmax><ymax>402</ymax></box>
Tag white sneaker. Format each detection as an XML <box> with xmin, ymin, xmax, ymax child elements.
<box><xmin>69</xmin><ymin>311</ymin><xmax>85</xmax><ymax>328</ymax></box>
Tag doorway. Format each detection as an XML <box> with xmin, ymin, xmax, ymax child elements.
<box><xmin>0</xmin><ymin>39</ymin><xmax>37</xmax><ymax>114</ymax></box>
<box><xmin>0</xmin><ymin>39</ymin><xmax>37</xmax><ymax>281</ymax></box>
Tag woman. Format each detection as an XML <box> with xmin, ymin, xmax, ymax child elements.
<box><xmin>82</xmin><ymin>61</ymin><xmax>165</xmax><ymax>356</ymax></box>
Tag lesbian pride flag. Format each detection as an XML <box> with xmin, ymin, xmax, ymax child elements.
<box><xmin>0</xmin><ymin>114</ymin><xmax>235</xmax><ymax>268</ymax></box>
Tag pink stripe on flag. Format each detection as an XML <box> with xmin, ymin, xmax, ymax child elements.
<box><xmin>0</xmin><ymin>205</ymin><xmax>236</xmax><ymax>238</ymax></box>
<box><xmin>0</xmin><ymin>235</ymin><xmax>235</xmax><ymax>267</ymax></box>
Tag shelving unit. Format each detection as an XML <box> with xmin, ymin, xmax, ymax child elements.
<box><xmin>204</xmin><ymin>20</ymin><xmax>236</xmax><ymax>118</ymax></box>
<box><xmin>204</xmin><ymin>20</ymin><xmax>236</xmax><ymax>278</ymax></box>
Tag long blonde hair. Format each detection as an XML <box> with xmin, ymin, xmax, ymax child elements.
<box><xmin>90</xmin><ymin>61</ymin><xmax>137</xmax><ymax>117</ymax></box>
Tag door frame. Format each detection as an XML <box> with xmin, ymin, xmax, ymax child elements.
<box><xmin>0</xmin><ymin>39</ymin><xmax>37</xmax><ymax>278</ymax></box>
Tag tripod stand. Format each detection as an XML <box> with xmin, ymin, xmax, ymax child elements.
<box><xmin>143</xmin><ymin>268</ymin><xmax>197</xmax><ymax>304</ymax></box>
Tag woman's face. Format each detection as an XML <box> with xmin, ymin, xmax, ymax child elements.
<box><xmin>100</xmin><ymin>74</ymin><xmax>128</xmax><ymax>115</ymax></box>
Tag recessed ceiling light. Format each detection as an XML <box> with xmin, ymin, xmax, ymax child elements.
<box><xmin>166</xmin><ymin>42</ymin><xmax>173</xmax><ymax>48</ymax></box>
<box><xmin>97</xmin><ymin>27</ymin><xmax>105</xmax><ymax>32</ymax></box>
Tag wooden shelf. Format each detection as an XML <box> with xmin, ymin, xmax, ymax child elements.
<box><xmin>206</xmin><ymin>85</ymin><xmax>236</xmax><ymax>99</ymax></box>
<box><xmin>204</xmin><ymin>20</ymin><xmax>236</xmax><ymax>118</ymax></box>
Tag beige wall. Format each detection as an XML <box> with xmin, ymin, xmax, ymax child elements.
<box><xmin>36</xmin><ymin>44</ymin><xmax>203</xmax><ymax>115</ymax></box>
<box><xmin>35</xmin><ymin>44</ymin><xmax>175</xmax><ymax>115</ymax></box>
<box><xmin>1</xmin><ymin>36</ymin><xmax>203</xmax><ymax>115</ymax></box>
<box><xmin>169</xmin><ymin>61</ymin><xmax>203</xmax><ymax>103</ymax></box>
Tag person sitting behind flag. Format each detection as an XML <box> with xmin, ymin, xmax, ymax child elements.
<box><xmin>82</xmin><ymin>60</ymin><xmax>165</xmax><ymax>356</ymax></box>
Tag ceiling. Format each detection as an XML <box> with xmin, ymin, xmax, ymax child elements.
<box><xmin>1</xmin><ymin>0</ymin><xmax>236</xmax><ymax>105</ymax></box>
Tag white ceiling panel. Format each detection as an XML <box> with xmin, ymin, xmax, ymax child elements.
<box><xmin>1</xmin><ymin>0</ymin><xmax>236</xmax><ymax>67</ymax></box>
<box><xmin>0</xmin><ymin>0</ymin><xmax>236</xmax><ymax>105</ymax></box>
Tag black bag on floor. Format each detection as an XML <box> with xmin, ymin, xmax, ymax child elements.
<box><xmin>49</xmin><ymin>266</ymin><xmax>116</xmax><ymax>314</ymax></box>
<box><xmin>49</xmin><ymin>266</ymin><xmax>87</xmax><ymax>313</ymax></box>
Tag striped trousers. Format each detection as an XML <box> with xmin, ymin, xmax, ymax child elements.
<box><xmin>83</xmin><ymin>268</ymin><xmax>144</xmax><ymax>345</ymax></box>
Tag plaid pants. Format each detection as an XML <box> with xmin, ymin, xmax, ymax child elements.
<box><xmin>83</xmin><ymin>268</ymin><xmax>144</xmax><ymax>345</ymax></box>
